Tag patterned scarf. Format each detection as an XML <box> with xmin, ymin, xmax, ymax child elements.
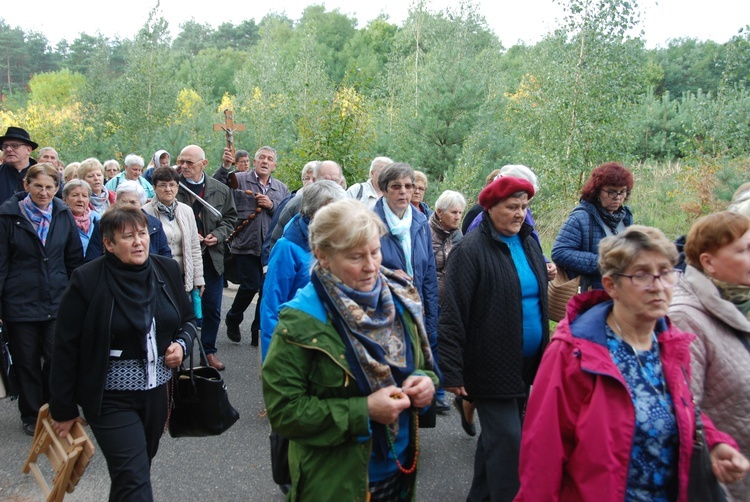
<box><xmin>710</xmin><ymin>276</ymin><xmax>750</xmax><ymax>318</ymax></box>
<box><xmin>383</xmin><ymin>202</ymin><xmax>413</xmax><ymax>276</ymax></box>
<box><xmin>155</xmin><ymin>199</ymin><xmax>177</xmax><ymax>221</ymax></box>
<box><xmin>89</xmin><ymin>188</ymin><xmax>111</xmax><ymax>214</ymax></box>
<box><xmin>73</xmin><ymin>207</ymin><xmax>92</xmax><ymax>234</ymax></box>
<box><xmin>20</xmin><ymin>194</ymin><xmax>52</xmax><ymax>245</ymax></box>
<box><xmin>594</xmin><ymin>199</ymin><xmax>627</xmax><ymax>233</ymax></box>
<box><xmin>312</xmin><ymin>264</ymin><xmax>434</xmax><ymax>457</ymax></box>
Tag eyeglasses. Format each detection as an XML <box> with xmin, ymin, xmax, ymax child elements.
<box><xmin>177</xmin><ymin>159</ymin><xmax>199</xmax><ymax>167</ymax></box>
<box><xmin>602</xmin><ymin>189</ymin><xmax>630</xmax><ymax>199</ymax></box>
<box><xmin>616</xmin><ymin>269</ymin><xmax>681</xmax><ymax>290</ymax></box>
<box><xmin>155</xmin><ymin>183</ymin><xmax>178</xmax><ymax>190</ymax></box>
<box><xmin>413</xmin><ymin>186</ymin><xmax>426</xmax><ymax>193</ymax></box>
<box><xmin>388</xmin><ymin>183</ymin><xmax>415</xmax><ymax>191</ymax></box>
<box><xmin>1</xmin><ymin>142</ymin><xmax>28</xmax><ymax>151</ymax></box>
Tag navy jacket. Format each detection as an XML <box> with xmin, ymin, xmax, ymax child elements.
<box><xmin>374</xmin><ymin>198</ymin><xmax>439</xmax><ymax>342</ymax></box>
<box><xmin>0</xmin><ymin>193</ymin><xmax>84</xmax><ymax>321</ymax></box>
<box><xmin>85</xmin><ymin>211</ymin><xmax>172</xmax><ymax>263</ymax></box>
<box><xmin>551</xmin><ymin>200</ymin><xmax>633</xmax><ymax>290</ymax></box>
<box><xmin>0</xmin><ymin>159</ymin><xmax>36</xmax><ymax>204</ymax></box>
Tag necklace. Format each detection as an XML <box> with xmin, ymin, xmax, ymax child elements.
<box><xmin>385</xmin><ymin>411</ymin><xmax>419</xmax><ymax>475</ymax></box>
<box><xmin>612</xmin><ymin>316</ymin><xmax>672</xmax><ymax>412</ymax></box>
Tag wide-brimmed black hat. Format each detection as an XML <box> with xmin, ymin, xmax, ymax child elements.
<box><xmin>0</xmin><ymin>126</ymin><xmax>38</xmax><ymax>150</ymax></box>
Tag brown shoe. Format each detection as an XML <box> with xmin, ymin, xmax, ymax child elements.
<box><xmin>203</xmin><ymin>353</ymin><xmax>225</xmax><ymax>371</ymax></box>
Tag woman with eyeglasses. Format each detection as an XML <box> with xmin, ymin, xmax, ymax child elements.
<box><xmin>374</xmin><ymin>163</ymin><xmax>445</xmax><ymax>411</ymax></box>
<box><xmin>410</xmin><ymin>170</ymin><xmax>431</xmax><ymax>217</ymax></box>
<box><xmin>552</xmin><ymin>162</ymin><xmax>634</xmax><ymax>290</ymax></box>
<box><xmin>517</xmin><ymin>225</ymin><xmax>749</xmax><ymax>501</ymax></box>
<box><xmin>669</xmin><ymin>211</ymin><xmax>750</xmax><ymax>501</ymax></box>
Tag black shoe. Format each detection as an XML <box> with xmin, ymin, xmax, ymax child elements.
<box><xmin>435</xmin><ymin>398</ymin><xmax>450</xmax><ymax>414</ymax></box>
<box><xmin>226</xmin><ymin>322</ymin><xmax>241</xmax><ymax>342</ymax></box>
<box><xmin>250</xmin><ymin>331</ymin><xmax>259</xmax><ymax>347</ymax></box>
<box><xmin>454</xmin><ymin>396</ymin><xmax>476</xmax><ymax>437</ymax></box>
<box><xmin>279</xmin><ymin>484</ymin><xmax>291</xmax><ymax>495</ymax></box>
<box><xmin>22</xmin><ymin>422</ymin><xmax>35</xmax><ymax>437</ymax></box>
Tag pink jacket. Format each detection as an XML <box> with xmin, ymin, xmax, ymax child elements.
<box><xmin>516</xmin><ymin>290</ymin><xmax>737</xmax><ymax>502</ymax></box>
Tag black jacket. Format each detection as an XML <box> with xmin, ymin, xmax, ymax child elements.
<box><xmin>0</xmin><ymin>159</ymin><xmax>36</xmax><ymax>204</ymax></box>
<box><xmin>0</xmin><ymin>193</ymin><xmax>84</xmax><ymax>321</ymax></box>
<box><xmin>438</xmin><ymin>217</ymin><xmax>549</xmax><ymax>399</ymax></box>
<box><xmin>49</xmin><ymin>254</ymin><xmax>196</xmax><ymax>421</ymax></box>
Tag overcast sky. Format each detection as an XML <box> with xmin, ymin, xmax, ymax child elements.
<box><xmin>3</xmin><ymin>0</ymin><xmax>749</xmax><ymax>49</ymax></box>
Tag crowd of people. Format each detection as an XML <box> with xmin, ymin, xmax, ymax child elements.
<box><xmin>2</xmin><ymin>123</ymin><xmax>750</xmax><ymax>501</ymax></box>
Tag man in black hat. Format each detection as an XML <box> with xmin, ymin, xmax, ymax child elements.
<box><xmin>0</xmin><ymin>126</ymin><xmax>38</xmax><ymax>203</ymax></box>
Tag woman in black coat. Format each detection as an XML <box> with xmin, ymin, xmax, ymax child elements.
<box><xmin>0</xmin><ymin>163</ymin><xmax>83</xmax><ymax>435</ymax></box>
<box><xmin>49</xmin><ymin>206</ymin><xmax>196</xmax><ymax>502</ymax></box>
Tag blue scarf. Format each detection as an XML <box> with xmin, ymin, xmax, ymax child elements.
<box><xmin>383</xmin><ymin>202</ymin><xmax>413</xmax><ymax>276</ymax></box>
<box><xmin>20</xmin><ymin>195</ymin><xmax>52</xmax><ymax>245</ymax></box>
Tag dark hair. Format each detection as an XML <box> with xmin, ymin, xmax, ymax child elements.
<box><xmin>25</xmin><ymin>163</ymin><xmax>59</xmax><ymax>185</ymax></box>
<box><xmin>100</xmin><ymin>206</ymin><xmax>148</xmax><ymax>243</ymax></box>
<box><xmin>377</xmin><ymin>162</ymin><xmax>415</xmax><ymax>193</ymax></box>
<box><xmin>235</xmin><ymin>149</ymin><xmax>249</xmax><ymax>160</ymax></box>
<box><xmin>151</xmin><ymin>166</ymin><xmax>179</xmax><ymax>184</ymax></box>
<box><xmin>580</xmin><ymin>162</ymin><xmax>634</xmax><ymax>203</ymax></box>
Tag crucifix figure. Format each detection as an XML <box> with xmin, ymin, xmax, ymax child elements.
<box><xmin>213</xmin><ymin>109</ymin><xmax>246</xmax><ymax>163</ymax></box>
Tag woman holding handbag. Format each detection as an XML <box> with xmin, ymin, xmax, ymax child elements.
<box><xmin>669</xmin><ymin>211</ymin><xmax>750</xmax><ymax>501</ymax></box>
<box><xmin>517</xmin><ymin>225</ymin><xmax>748</xmax><ymax>501</ymax></box>
<box><xmin>49</xmin><ymin>206</ymin><xmax>196</xmax><ymax>501</ymax></box>
<box><xmin>263</xmin><ymin>199</ymin><xmax>437</xmax><ymax>501</ymax></box>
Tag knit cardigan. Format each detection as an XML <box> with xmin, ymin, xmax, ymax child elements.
<box><xmin>143</xmin><ymin>200</ymin><xmax>205</xmax><ymax>291</ymax></box>
<box><xmin>668</xmin><ymin>265</ymin><xmax>750</xmax><ymax>501</ymax></box>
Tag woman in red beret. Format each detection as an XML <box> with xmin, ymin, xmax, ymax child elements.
<box><xmin>438</xmin><ymin>175</ymin><xmax>550</xmax><ymax>501</ymax></box>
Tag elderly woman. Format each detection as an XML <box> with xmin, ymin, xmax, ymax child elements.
<box><xmin>552</xmin><ymin>161</ymin><xmax>634</xmax><ymax>290</ymax></box>
<box><xmin>263</xmin><ymin>199</ymin><xmax>437</xmax><ymax>501</ymax></box>
<box><xmin>86</xmin><ymin>181</ymin><xmax>171</xmax><ymax>263</ymax></box>
<box><xmin>259</xmin><ymin>180</ymin><xmax>346</xmax><ymax>359</ymax></box>
<box><xmin>517</xmin><ymin>225</ymin><xmax>749</xmax><ymax>501</ymax></box>
<box><xmin>0</xmin><ymin>163</ymin><xmax>84</xmax><ymax>435</ymax></box>
<box><xmin>430</xmin><ymin>190</ymin><xmax>465</xmax><ymax>297</ymax></box>
<box><xmin>78</xmin><ymin>158</ymin><xmax>115</xmax><ymax>215</ymax></box>
<box><xmin>439</xmin><ymin>175</ymin><xmax>549</xmax><ymax>500</ymax></box>
<box><xmin>49</xmin><ymin>206</ymin><xmax>196</xmax><ymax>501</ymax></box>
<box><xmin>669</xmin><ymin>211</ymin><xmax>750</xmax><ymax>501</ymax></box>
<box><xmin>374</xmin><ymin>162</ymin><xmax>443</xmax><ymax>410</ymax></box>
<box><xmin>143</xmin><ymin>167</ymin><xmax>203</xmax><ymax>296</ymax></box>
<box><xmin>62</xmin><ymin>179</ymin><xmax>100</xmax><ymax>257</ymax></box>
<box><xmin>103</xmin><ymin>159</ymin><xmax>121</xmax><ymax>181</ymax></box>
<box><xmin>411</xmin><ymin>170</ymin><xmax>431</xmax><ymax>216</ymax></box>
<box><xmin>105</xmin><ymin>154</ymin><xmax>155</xmax><ymax>199</ymax></box>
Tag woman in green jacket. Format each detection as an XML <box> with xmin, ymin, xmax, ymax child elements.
<box><xmin>263</xmin><ymin>199</ymin><xmax>438</xmax><ymax>501</ymax></box>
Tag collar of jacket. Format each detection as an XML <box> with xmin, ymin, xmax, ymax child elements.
<box><xmin>477</xmin><ymin>212</ymin><xmax>533</xmax><ymax>244</ymax></box>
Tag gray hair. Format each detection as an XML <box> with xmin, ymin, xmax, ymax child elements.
<box><xmin>435</xmin><ymin>190</ymin><xmax>467</xmax><ymax>212</ymax></box>
<box><xmin>116</xmin><ymin>180</ymin><xmax>147</xmax><ymax>205</ymax></box>
<box><xmin>598</xmin><ymin>225</ymin><xmax>679</xmax><ymax>279</ymax></box>
<box><xmin>499</xmin><ymin>164</ymin><xmax>539</xmax><ymax>191</ymax></box>
<box><xmin>123</xmin><ymin>154</ymin><xmax>145</xmax><ymax>168</ymax></box>
<box><xmin>103</xmin><ymin>159</ymin><xmax>120</xmax><ymax>171</ymax></box>
<box><xmin>62</xmin><ymin>179</ymin><xmax>92</xmax><ymax>199</ymax></box>
<box><xmin>38</xmin><ymin>146</ymin><xmax>58</xmax><ymax>157</ymax></box>
<box><xmin>370</xmin><ymin>156</ymin><xmax>393</xmax><ymax>175</ymax></box>
<box><xmin>300</xmin><ymin>180</ymin><xmax>346</xmax><ymax>219</ymax></box>
<box><xmin>377</xmin><ymin>162</ymin><xmax>414</xmax><ymax>193</ymax></box>
<box><xmin>301</xmin><ymin>161</ymin><xmax>319</xmax><ymax>181</ymax></box>
<box><xmin>254</xmin><ymin>146</ymin><xmax>277</xmax><ymax>161</ymax></box>
<box><xmin>314</xmin><ymin>160</ymin><xmax>342</xmax><ymax>181</ymax></box>
<box><xmin>235</xmin><ymin>149</ymin><xmax>249</xmax><ymax>161</ymax></box>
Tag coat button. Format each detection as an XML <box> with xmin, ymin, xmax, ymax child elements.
<box><xmin>340</xmin><ymin>354</ymin><xmax>345</xmax><ymax>360</ymax></box>
<box><xmin>282</xmin><ymin>329</ymin><xmax>288</xmax><ymax>334</ymax></box>
<box><xmin>312</xmin><ymin>338</ymin><xmax>317</xmax><ymax>343</ymax></box>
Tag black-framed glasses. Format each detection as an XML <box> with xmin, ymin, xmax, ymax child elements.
<box><xmin>1</xmin><ymin>142</ymin><xmax>27</xmax><ymax>151</ymax></box>
<box><xmin>602</xmin><ymin>189</ymin><xmax>630</xmax><ymax>199</ymax></box>
<box><xmin>616</xmin><ymin>269</ymin><xmax>682</xmax><ymax>290</ymax></box>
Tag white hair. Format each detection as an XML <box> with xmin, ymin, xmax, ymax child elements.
<box><xmin>435</xmin><ymin>190</ymin><xmax>467</xmax><ymax>212</ymax></box>
<box><xmin>499</xmin><ymin>164</ymin><xmax>539</xmax><ymax>191</ymax></box>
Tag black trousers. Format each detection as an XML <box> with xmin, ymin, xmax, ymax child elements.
<box><xmin>84</xmin><ymin>385</ymin><xmax>169</xmax><ymax>502</ymax></box>
<box><xmin>468</xmin><ymin>398</ymin><xmax>523</xmax><ymax>502</ymax></box>
<box><xmin>5</xmin><ymin>320</ymin><xmax>55</xmax><ymax>425</ymax></box>
<box><xmin>226</xmin><ymin>253</ymin><xmax>263</xmax><ymax>330</ymax></box>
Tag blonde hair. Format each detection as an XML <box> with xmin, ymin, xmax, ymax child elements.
<box><xmin>598</xmin><ymin>225</ymin><xmax>678</xmax><ymax>278</ymax></box>
<box><xmin>309</xmin><ymin>199</ymin><xmax>386</xmax><ymax>258</ymax></box>
<box><xmin>77</xmin><ymin>157</ymin><xmax>104</xmax><ymax>180</ymax></box>
<box><xmin>63</xmin><ymin>162</ymin><xmax>80</xmax><ymax>182</ymax></box>
<box><xmin>414</xmin><ymin>170</ymin><xmax>428</xmax><ymax>186</ymax></box>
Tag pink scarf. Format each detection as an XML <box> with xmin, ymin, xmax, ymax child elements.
<box><xmin>74</xmin><ymin>207</ymin><xmax>92</xmax><ymax>234</ymax></box>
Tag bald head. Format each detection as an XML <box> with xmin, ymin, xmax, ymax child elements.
<box><xmin>177</xmin><ymin>145</ymin><xmax>208</xmax><ymax>182</ymax></box>
<box><xmin>314</xmin><ymin>160</ymin><xmax>343</xmax><ymax>183</ymax></box>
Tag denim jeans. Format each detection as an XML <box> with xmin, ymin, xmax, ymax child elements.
<box><xmin>200</xmin><ymin>259</ymin><xmax>223</xmax><ymax>355</ymax></box>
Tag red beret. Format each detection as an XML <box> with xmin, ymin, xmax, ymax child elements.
<box><xmin>478</xmin><ymin>176</ymin><xmax>535</xmax><ymax>210</ymax></box>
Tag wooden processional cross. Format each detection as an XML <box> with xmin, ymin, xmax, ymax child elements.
<box><xmin>213</xmin><ymin>109</ymin><xmax>246</xmax><ymax>164</ymax></box>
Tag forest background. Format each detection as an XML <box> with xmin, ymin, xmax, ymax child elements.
<box><xmin>1</xmin><ymin>0</ymin><xmax>749</xmax><ymax>248</ymax></box>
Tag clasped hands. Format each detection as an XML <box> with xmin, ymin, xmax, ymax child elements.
<box><xmin>367</xmin><ymin>375</ymin><xmax>435</xmax><ymax>425</ymax></box>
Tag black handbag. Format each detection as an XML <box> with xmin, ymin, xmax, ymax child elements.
<box><xmin>0</xmin><ymin>325</ymin><xmax>19</xmax><ymax>400</ymax></box>
<box><xmin>269</xmin><ymin>431</ymin><xmax>292</xmax><ymax>485</ymax></box>
<box><xmin>688</xmin><ymin>405</ymin><xmax>727</xmax><ymax>502</ymax></box>
<box><xmin>168</xmin><ymin>337</ymin><xmax>239</xmax><ymax>437</ymax></box>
